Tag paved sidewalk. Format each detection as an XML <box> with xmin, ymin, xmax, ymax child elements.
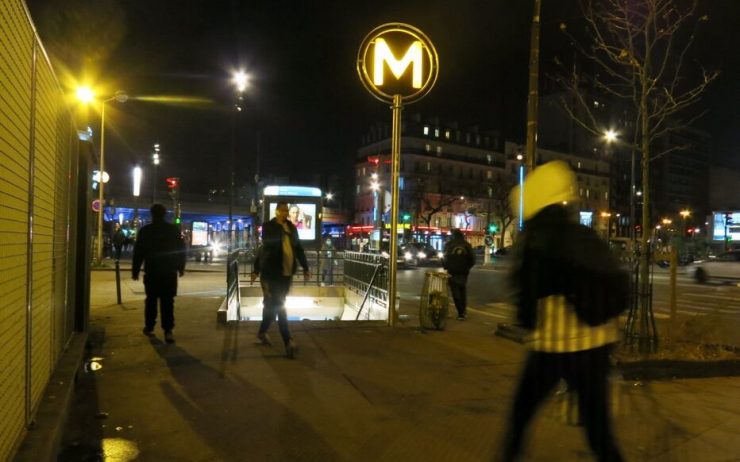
<box><xmin>17</xmin><ymin>271</ymin><xmax>740</xmax><ymax>461</ymax></box>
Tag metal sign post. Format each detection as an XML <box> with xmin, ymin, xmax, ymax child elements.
<box><xmin>357</xmin><ymin>23</ymin><xmax>438</xmax><ymax>326</ymax></box>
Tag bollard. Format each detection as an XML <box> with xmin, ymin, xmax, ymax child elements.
<box><xmin>114</xmin><ymin>259</ymin><xmax>122</xmax><ymax>304</ymax></box>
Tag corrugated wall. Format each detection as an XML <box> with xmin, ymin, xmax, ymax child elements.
<box><xmin>0</xmin><ymin>0</ymin><xmax>79</xmax><ymax>459</ymax></box>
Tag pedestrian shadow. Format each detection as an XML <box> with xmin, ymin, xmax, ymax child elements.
<box><xmin>152</xmin><ymin>332</ymin><xmax>341</xmax><ymax>461</ymax></box>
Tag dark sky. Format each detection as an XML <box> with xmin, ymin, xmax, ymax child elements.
<box><xmin>26</xmin><ymin>0</ymin><xmax>739</xmax><ymax>197</ymax></box>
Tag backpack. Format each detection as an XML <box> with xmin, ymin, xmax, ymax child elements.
<box><xmin>444</xmin><ymin>242</ymin><xmax>472</xmax><ymax>274</ymax></box>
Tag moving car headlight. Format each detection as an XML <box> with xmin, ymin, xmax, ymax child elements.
<box><xmin>404</xmin><ymin>252</ymin><xmax>413</xmax><ymax>260</ymax></box>
<box><xmin>418</xmin><ymin>251</ymin><xmax>427</xmax><ymax>259</ymax></box>
<box><xmin>211</xmin><ymin>241</ymin><xmax>223</xmax><ymax>254</ymax></box>
<box><xmin>437</xmin><ymin>251</ymin><xmax>444</xmax><ymax>259</ymax></box>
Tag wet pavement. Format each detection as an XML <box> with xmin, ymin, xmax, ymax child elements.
<box><xmin>14</xmin><ymin>270</ymin><xmax>740</xmax><ymax>461</ymax></box>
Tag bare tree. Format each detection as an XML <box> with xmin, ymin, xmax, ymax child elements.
<box><xmin>557</xmin><ymin>0</ymin><xmax>718</xmax><ymax>352</ymax></box>
<box><xmin>488</xmin><ymin>178</ymin><xmax>516</xmax><ymax>247</ymax></box>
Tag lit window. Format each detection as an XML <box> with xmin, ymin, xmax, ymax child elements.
<box><xmin>586</xmin><ymin>189</ymin><xmax>590</xmax><ymax>198</ymax></box>
<box><xmin>577</xmin><ymin>161</ymin><xmax>581</xmax><ymax>169</ymax></box>
<box><xmin>476</xmin><ymin>135</ymin><xmax>480</xmax><ymax>145</ymax></box>
<box><xmin>436</xmin><ymin>146</ymin><xmax>442</xmax><ymax>155</ymax></box>
<box><xmin>580</xmin><ymin>188</ymin><xmax>584</xmax><ymax>197</ymax></box>
<box><xmin>426</xmin><ymin>162</ymin><xmax>431</xmax><ymax>171</ymax></box>
<box><xmin>425</xmin><ymin>144</ymin><xmax>431</xmax><ymax>152</ymax></box>
<box><xmin>605</xmin><ymin>191</ymin><xmax>608</xmax><ymax>200</ymax></box>
<box><xmin>445</xmin><ymin>130</ymin><xmax>450</xmax><ymax>139</ymax></box>
<box><xmin>434</xmin><ymin>128</ymin><xmax>440</xmax><ymax>137</ymax></box>
<box><xmin>486</xmin><ymin>154</ymin><xmax>492</xmax><ymax>163</ymax></box>
<box><xmin>356</xmin><ymin>184</ymin><xmax>360</xmax><ymax>194</ymax></box>
<box><xmin>487</xmin><ymin>171</ymin><xmax>493</xmax><ymax>179</ymax></box>
<box><xmin>362</xmin><ymin>167</ymin><xmax>366</xmax><ymax>176</ymax></box>
<box><xmin>423</xmin><ymin>125</ymin><xmax>429</xmax><ymax>135</ymax></box>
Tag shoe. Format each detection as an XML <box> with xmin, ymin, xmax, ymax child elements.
<box><xmin>457</xmin><ymin>315</ymin><xmax>466</xmax><ymax>321</ymax></box>
<box><xmin>164</xmin><ymin>331</ymin><xmax>175</xmax><ymax>344</ymax></box>
<box><xmin>257</xmin><ymin>332</ymin><xmax>272</xmax><ymax>346</ymax></box>
<box><xmin>286</xmin><ymin>340</ymin><xmax>298</xmax><ymax>359</ymax></box>
<box><xmin>142</xmin><ymin>328</ymin><xmax>155</xmax><ymax>337</ymax></box>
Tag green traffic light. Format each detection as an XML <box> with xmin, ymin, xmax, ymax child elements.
<box><xmin>488</xmin><ymin>224</ymin><xmax>498</xmax><ymax>233</ymax></box>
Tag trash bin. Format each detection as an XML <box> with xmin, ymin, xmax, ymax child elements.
<box><xmin>419</xmin><ymin>271</ymin><xmax>451</xmax><ymax>330</ymax></box>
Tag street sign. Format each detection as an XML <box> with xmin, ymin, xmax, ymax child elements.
<box><xmin>91</xmin><ymin>199</ymin><xmax>101</xmax><ymax>212</ymax></box>
<box><xmin>357</xmin><ymin>23</ymin><xmax>439</xmax><ymax>104</ymax></box>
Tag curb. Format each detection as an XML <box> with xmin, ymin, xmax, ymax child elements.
<box><xmin>618</xmin><ymin>359</ymin><xmax>740</xmax><ymax>380</ymax></box>
<box><xmin>13</xmin><ymin>332</ymin><xmax>88</xmax><ymax>462</ymax></box>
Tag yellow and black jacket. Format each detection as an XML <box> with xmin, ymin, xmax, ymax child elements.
<box><xmin>509</xmin><ymin>205</ymin><xmax>629</xmax><ymax>353</ymax></box>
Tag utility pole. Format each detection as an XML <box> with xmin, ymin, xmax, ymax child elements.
<box><xmin>525</xmin><ymin>0</ymin><xmax>541</xmax><ymax>173</ymax></box>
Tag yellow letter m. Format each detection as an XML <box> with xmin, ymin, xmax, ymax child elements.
<box><xmin>373</xmin><ymin>38</ymin><xmax>423</xmax><ymax>89</ymax></box>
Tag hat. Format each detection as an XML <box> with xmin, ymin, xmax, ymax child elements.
<box><xmin>510</xmin><ymin>160</ymin><xmax>578</xmax><ymax>221</ymax></box>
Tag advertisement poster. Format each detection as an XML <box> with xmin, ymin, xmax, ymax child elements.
<box><xmin>268</xmin><ymin>203</ymin><xmax>317</xmax><ymax>241</ymax></box>
<box><xmin>191</xmin><ymin>221</ymin><xmax>209</xmax><ymax>246</ymax></box>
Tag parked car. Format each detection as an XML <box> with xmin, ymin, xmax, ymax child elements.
<box><xmin>493</xmin><ymin>246</ymin><xmax>512</xmax><ymax>257</ymax></box>
<box><xmin>686</xmin><ymin>251</ymin><xmax>740</xmax><ymax>283</ymax></box>
<box><xmin>473</xmin><ymin>245</ymin><xmax>494</xmax><ymax>255</ymax></box>
<box><xmin>401</xmin><ymin>242</ymin><xmax>443</xmax><ymax>266</ymax></box>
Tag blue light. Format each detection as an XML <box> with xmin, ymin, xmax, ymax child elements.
<box><xmin>263</xmin><ymin>185</ymin><xmax>322</xmax><ymax>197</ymax></box>
<box><xmin>518</xmin><ymin>165</ymin><xmax>524</xmax><ymax>230</ymax></box>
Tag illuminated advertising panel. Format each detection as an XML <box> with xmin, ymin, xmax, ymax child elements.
<box><xmin>268</xmin><ymin>202</ymin><xmax>318</xmax><ymax>242</ymax></box>
<box><xmin>191</xmin><ymin>221</ymin><xmax>209</xmax><ymax>246</ymax></box>
<box><xmin>712</xmin><ymin>211</ymin><xmax>740</xmax><ymax>241</ymax></box>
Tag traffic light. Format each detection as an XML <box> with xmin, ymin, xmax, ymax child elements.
<box><xmin>487</xmin><ymin>223</ymin><xmax>498</xmax><ymax>234</ymax></box>
<box><xmin>402</xmin><ymin>213</ymin><xmax>411</xmax><ymax>222</ymax></box>
<box><xmin>166</xmin><ymin>177</ymin><xmax>180</xmax><ymax>198</ymax></box>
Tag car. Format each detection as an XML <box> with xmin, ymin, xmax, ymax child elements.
<box><xmin>379</xmin><ymin>247</ymin><xmax>411</xmax><ymax>269</ymax></box>
<box><xmin>687</xmin><ymin>251</ymin><xmax>740</xmax><ymax>283</ymax></box>
<box><xmin>493</xmin><ymin>246</ymin><xmax>512</xmax><ymax>257</ymax></box>
<box><xmin>401</xmin><ymin>242</ymin><xmax>443</xmax><ymax>266</ymax></box>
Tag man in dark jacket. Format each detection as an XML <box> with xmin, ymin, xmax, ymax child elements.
<box><xmin>250</xmin><ymin>201</ymin><xmax>310</xmax><ymax>358</ymax></box>
<box><xmin>132</xmin><ymin>204</ymin><xmax>186</xmax><ymax>344</ymax></box>
<box><xmin>442</xmin><ymin>229</ymin><xmax>476</xmax><ymax>320</ymax></box>
<box><xmin>501</xmin><ymin>161</ymin><xmax>626</xmax><ymax>462</ymax></box>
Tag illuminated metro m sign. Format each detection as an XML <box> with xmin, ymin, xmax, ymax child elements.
<box><xmin>357</xmin><ymin>23</ymin><xmax>438</xmax><ymax>104</ymax></box>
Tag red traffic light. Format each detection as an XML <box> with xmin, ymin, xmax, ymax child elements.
<box><xmin>166</xmin><ymin>177</ymin><xmax>179</xmax><ymax>189</ymax></box>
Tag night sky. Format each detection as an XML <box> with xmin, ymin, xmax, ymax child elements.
<box><xmin>26</xmin><ymin>0</ymin><xmax>740</xmax><ymax>198</ymax></box>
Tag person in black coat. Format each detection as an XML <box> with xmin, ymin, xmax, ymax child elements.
<box><xmin>250</xmin><ymin>201</ymin><xmax>309</xmax><ymax>358</ymax></box>
<box><xmin>500</xmin><ymin>161</ymin><xmax>627</xmax><ymax>462</ymax></box>
<box><xmin>132</xmin><ymin>204</ymin><xmax>186</xmax><ymax>344</ymax></box>
<box><xmin>442</xmin><ymin>229</ymin><xmax>476</xmax><ymax>320</ymax></box>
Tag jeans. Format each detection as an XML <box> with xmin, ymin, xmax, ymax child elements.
<box><xmin>259</xmin><ymin>276</ymin><xmax>293</xmax><ymax>345</ymax></box>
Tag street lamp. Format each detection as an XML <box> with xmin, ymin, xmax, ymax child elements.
<box><xmin>680</xmin><ymin>209</ymin><xmax>691</xmax><ymax>236</ymax></box>
<box><xmin>78</xmin><ymin>87</ymin><xmax>128</xmax><ymax>264</ymax></box>
<box><xmin>229</xmin><ymin>69</ymin><xmax>250</xmax><ymax>250</ymax></box>
<box><xmin>601</xmin><ymin>211</ymin><xmax>612</xmax><ymax>240</ymax></box>
<box><xmin>132</xmin><ymin>165</ymin><xmax>142</xmax><ymax>230</ymax></box>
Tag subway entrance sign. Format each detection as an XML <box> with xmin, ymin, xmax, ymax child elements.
<box><xmin>357</xmin><ymin>23</ymin><xmax>439</xmax><ymax>104</ymax></box>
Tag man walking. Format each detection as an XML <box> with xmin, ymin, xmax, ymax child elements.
<box><xmin>442</xmin><ymin>229</ymin><xmax>476</xmax><ymax>320</ymax></box>
<box><xmin>501</xmin><ymin>161</ymin><xmax>627</xmax><ymax>462</ymax></box>
<box><xmin>132</xmin><ymin>204</ymin><xmax>186</xmax><ymax>344</ymax></box>
<box><xmin>250</xmin><ymin>201</ymin><xmax>310</xmax><ymax>358</ymax></box>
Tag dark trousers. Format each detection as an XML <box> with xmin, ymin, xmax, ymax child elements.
<box><xmin>144</xmin><ymin>272</ymin><xmax>178</xmax><ymax>332</ymax></box>
<box><xmin>501</xmin><ymin>345</ymin><xmax>623</xmax><ymax>462</ymax></box>
<box><xmin>259</xmin><ymin>276</ymin><xmax>293</xmax><ymax>345</ymax></box>
<box><xmin>448</xmin><ymin>274</ymin><xmax>468</xmax><ymax>317</ymax></box>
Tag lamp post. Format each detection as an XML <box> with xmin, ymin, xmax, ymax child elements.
<box><xmin>601</xmin><ymin>211</ymin><xmax>612</xmax><ymax>241</ymax></box>
<box><xmin>229</xmin><ymin>70</ymin><xmax>249</xmax><ymax>251</ymax></box>
<box><xmin>152</xmin><ymin>144</ymin><xmax>160</xmax><ymax>203</ymax></box>
<box><xmin>132</xmin><ymin>165</ymin><xmax>142</xmax><ymax>232</ymax></box>
<box><xmin>77</xmin><ymin>88</ymin><xmax>128</xmax><ymax>265</ymax></box>
<box><xmin>679</xmin><ymin>209</ymin><xmax>691</xmax><ymax>236</ymax></box>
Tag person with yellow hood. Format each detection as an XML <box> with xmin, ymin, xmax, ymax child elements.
<box><xmin>501</xmin><ymin>161</ymin><xmax>627</xmax><ymax>462</ymax></box>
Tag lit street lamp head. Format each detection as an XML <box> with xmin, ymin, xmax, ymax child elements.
<box><xmin>232</xmin><ymin>70</ymin><xmax>249</xmax><ymax>93</ymax></box>
<box><xmin>76</xmin><ymin>86</ymin><xmax>94</xmax><ymax>104</ymax></box>
<box><xmin>604</xmin><ymin>129</ymin><xmax>618</xmax><ymax>143</ymax></box>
